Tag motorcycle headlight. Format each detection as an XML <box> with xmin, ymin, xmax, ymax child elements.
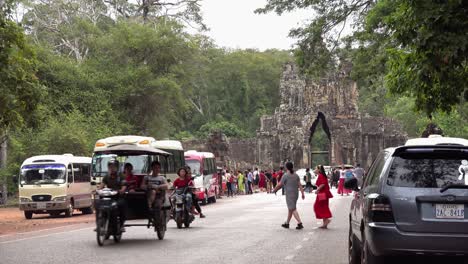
<box><xmin>20</xmin><ymin>197</ymin><xmax>31</xmax><ymax>203</ymax></box>
<box><xmin>53</xmin><ymin>196</ymin><xmax>67</xmax><ymax>202</ymax></box>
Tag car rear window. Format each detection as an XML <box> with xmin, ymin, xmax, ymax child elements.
<box><xmin>387</xmin><ymin>149</ymin><xmax>468</xmax><ymax>188</ymax></box>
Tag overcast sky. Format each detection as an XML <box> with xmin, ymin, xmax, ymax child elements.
<box><xmin>197</xmin><ymin>0</ymin><xmax>313</xmax><ymax>51</ymax></box>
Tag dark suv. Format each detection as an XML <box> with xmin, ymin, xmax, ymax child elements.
<box><xmin>346</xmin><ymin>137</ymin><xmax>468</xmax><ymax>264</ymax></box>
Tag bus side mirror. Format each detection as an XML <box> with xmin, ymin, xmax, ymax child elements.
<box><xmin>12</xmin><ymin>175</ymin><xmax>18</xmax><ymax>185</ymax></box>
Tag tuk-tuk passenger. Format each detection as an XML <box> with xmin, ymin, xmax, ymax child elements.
<box><xmin>123</xmin><ymin>163</ymin><xmax>139</xmax><ymax>192</ymax></box>
<box><xmin>99</xmin><ymin>159</ymin><xmax>127</xmax><ymax>231</ymax></box>
<box><xmin>140</xmin><ymin>161</ymin><xmax>168</xmax><ymax>210</ymax></box>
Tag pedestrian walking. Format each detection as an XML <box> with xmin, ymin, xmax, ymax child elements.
<box><xmin>277</xmin><ymin>167</ymin><xmax>285</xmax><ymax>195</ymax></box>
<box><xmin>331</xmin><ymin>168</ymin><xmax>340</xmax><ymax>189</ymax></box>
<box><xmin>259</xmin><ymin>170</ymin><xmax>266</xmax><ymax>192</ymax></box>
<box><xmin>247</xmin><ymin>169</ymin><xmax>254</xmax><ymax>194</ymax></box>
<box><xmin>353</xmin><ymin>164</ymin><xmax>365</xmax><ymax>187</ymax></box>
<box><xmin>265</xmin><ymin>170</ymin><xmax>273</xmax><ymax>193</ymax></box>
<box><xmin>304</xmin><ymin>168</ymin><xmax>313</xmax><ymax>193</ymax></box>
<box><xmin>253</xmin><ymin>168</ymin><xmax>260</xmax><ymax>192</ymax></box>
<box><xmin>272</xmin><ymin>170</ymin><xmax>278</xmax><ymax>189</ymax></box>
<box><xmin>337</xmin><ymin>165</ymin><xmax>351</xmax><ymax>196</ymax></box>
<box><xmin>237</xmin><ymin>170</ymin><xmax>245</xmax><ymax>195</ymax></box>
<box><xmin>273</xmin><ymin>162</ymin><xmax>305</xmax><ymax>230</ymax></box>
<box><xmin>314</xmin><ymin>165</ymin><xmax>333</xmax><ymax>228</ymax></box>
<box><xmin>226</xmin><ymin>170</ymin><xmax>233</xmax><ymax>197</ymax></box>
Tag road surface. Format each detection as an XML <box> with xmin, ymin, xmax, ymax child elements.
<box><xmin>1</xmin><ymin>191</ymin><xmax>467</xmax><ymax>264</ymax></box>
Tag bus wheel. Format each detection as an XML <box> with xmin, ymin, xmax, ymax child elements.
<box><xmin>65</xmin><ymin>203</ymin><xmax>74</xmax><ymax>217</ymax></box>
<box><xmin>24</xmin><ymin>211</ymin><xmax>33</xmax><ymax>219</ymax></box>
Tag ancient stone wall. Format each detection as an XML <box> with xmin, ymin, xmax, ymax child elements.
<box><xmin>183</xmin><ymin>62</ymin><xmax>407</xmax><ymax>171</ymax></box>
<box><xmin>257</xmin><ymin>62</ymin><xmax>407</xmax><ymax>169</ymax></box>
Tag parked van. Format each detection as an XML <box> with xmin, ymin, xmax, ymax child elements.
<box><xmin>18</xmin><ymin>154</ymin><xmax>93</xmax><ymax>219</ymax></box>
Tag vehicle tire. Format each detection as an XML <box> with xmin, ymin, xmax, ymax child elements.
<box><xmin>184</xmin><ymin>211</ymin><xmax>191</xmax><ymax>228</ymax></box>
<box><xmin>349</xmin><ymin>225</ymin><xmax>361</xmax><ymax>264</ymax></box>
<box><xmin>175</xmin><ymin>212</ymin><xmax>183</xmax><ymax>229</ymax></box>
<box><xmin>209</xmin><ymin>195</ymin><xmax>217</xmax><ymax>204</ymax></box>
<box><xmin>156</xmin><ymin>211</ymin><xmax>166</xmax><ymax>240</ymax></box>
<box><xmin>113</xmin><ymin>217</ymin><xmax>122</xmax><ymax>243</ymax></box>
<box><xmin>64</xmin><ymin>202</ymin><xmax>74</xmax><ymax>217</ymax></box>
<box><xmin>81</xmin><ymin>207</ymin><xmax>93</xmax><ymax>215</ymax></box>
<box><xmin>96</xmin><ymin>213</ymin><xmax>107</xmax><ymax>246</ymax></box>
<box><xmin>201</xmin><ymin>194</ymin><xmax>208</xmax><ymax>205</ymax></box>
<box><xmin>24</xmin><ymin>211</ymin><xmax>33</xmax><ymax>219</ymax></box>
<box><xmin>361</xmin><ymin>232</ymin><xmax>383</xmax><ymax>264</ymax></box>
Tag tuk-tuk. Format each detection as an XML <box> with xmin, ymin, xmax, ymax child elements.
<box><xmin>92</xmin><ymin>136</ymin><xmax>172</xmax><ymax>246</ymax></box>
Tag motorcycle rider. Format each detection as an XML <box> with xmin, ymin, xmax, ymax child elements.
<box><xmin>140</xmin><ymin>161</ymin><xmax>168</xmax><ymax>210</ymax></box>
<box><xmin>98</xmin><ymin>159</ymin><xmax>127</xmax><ymax>232</ymax></box>
<box><xmin>185</xmin><ymin>166</ymin><xmax>205</xmax><ymax>218</ymax></box>
<box><xmin>172</xmin><ymin>167</ymin><xmax>198</xmax><ymax>215</ymax></box>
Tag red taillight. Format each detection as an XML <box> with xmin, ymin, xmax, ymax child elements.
<box><xmin>369</xmin><ymin>195</ymin><xmax>394</xmax><ymax>222</ymax></box>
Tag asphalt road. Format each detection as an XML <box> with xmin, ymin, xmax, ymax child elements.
<box><xmin>0</xmin><ymin>191</ymin><xmax>351</xmax><ymax>264</ymax></box>
<box><xmin>2</xmin><ymin>191</ymin><xmax>466</xmax><ymax>264</ymax></box>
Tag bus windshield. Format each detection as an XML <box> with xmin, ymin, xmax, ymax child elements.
<box><xmin>185</xmin><ymin>160</ymin><xmax>201</xmax><ymax>175</ymax></box>
<box><xmin>20</xmin><ymin>164</ymin><xmax>66</xmax><ymax>185</ymax></box>
<box><xmin>92</xmin><ymin>154</ymin><xmax>151</xmax><ymax>177</ymax></box>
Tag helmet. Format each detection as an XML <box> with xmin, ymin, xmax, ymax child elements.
<box><xmin>107</xmin><ymin>158</ymin><xmax>119</xmax><ymax>167</ymax></box>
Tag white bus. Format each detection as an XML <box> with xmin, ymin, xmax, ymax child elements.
<box><xmin>153</xmin><ymin>140</ymin><xmax>185</xmax><ymax>183</ymax></box>
<box><xmin>92</xmin><ymin>135</ymin><xmax>157</xmax><ymax>186</ymax></box>
<box><xmin>18</xmin><ymin>154</ymin><xmax>93</xmax><ymax>219</ymax></box>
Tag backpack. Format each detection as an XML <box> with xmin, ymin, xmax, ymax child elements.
<box><xmin>345</xmin><ymin>170</ymin><xmax>354</xmax><ymax>179</ymax></box>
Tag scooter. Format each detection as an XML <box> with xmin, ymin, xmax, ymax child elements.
<box><xmin>171</xmin><ymin>186</ymin><xmax>195</xmax><ymax>229</ymax></box>
<box><xmin>95</xmin><ymin>188</ymin><xmax>122</xmax><ymax>246</ymax></box>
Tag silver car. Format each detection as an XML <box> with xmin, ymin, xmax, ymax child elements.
<box><xmin>346</xmin><ymin>136</ymin><xmax>468</xmax><ymax>264</ymax></box>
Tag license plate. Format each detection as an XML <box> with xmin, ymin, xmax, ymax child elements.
<box><xmin>435</xmin><ymin>204</ymin><xmax>464</xmax><ymax>219</ymax></box>
<box><xmin>36</xmin><ymin>203</ymin><xmax>47</xmax><ymax>209</ymax></box>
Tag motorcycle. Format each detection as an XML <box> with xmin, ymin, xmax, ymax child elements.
<box><xmin>147</xmin><ymin>183</ymin><xmax>171</xmax><ymax>240</ymax></box>
<box><xmin>171</xmin><ymin>186</ymin><xmax>195</xmax><ymax>229</ymax></box>
<box><xmin>95</xmin><ymin>188</ymin><xmax>122</xmax><ymax>246</ymax></box>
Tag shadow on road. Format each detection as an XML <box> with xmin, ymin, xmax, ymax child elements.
<box><xmin>385</xmin><ymin>256</ymin><xmax>468</xmax><ymax>264</ymax></box>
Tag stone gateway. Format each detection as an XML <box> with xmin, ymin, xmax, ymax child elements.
<box><xmin>256</xmin><ymin>63</ymin><xmax>407</xmax><ymax>169</ymax></box>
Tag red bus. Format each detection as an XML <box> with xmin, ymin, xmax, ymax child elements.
<box><xmin>184</xmin><ymin>151</ymin><xmax>218</xmax><ymax>204</ymax></box>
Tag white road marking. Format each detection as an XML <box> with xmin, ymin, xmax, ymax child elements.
<box><xmin>0</xmin><ymin>227</ymin><xmax>92</xmax><ymax>244</ymax></box>
<box><xmin>303</xmin><ymin>237</ymin><xmax>309</xmax><ymax>241</ymax></box>
<box><xmin>285</xmin><ymin>255</ymin><xmax>295</xmax><ymax>260</ymax></box>
<box><xmin>295</xmin><ymin>245</ymin><xmax>303</xmax><ymax>250</ymax></box>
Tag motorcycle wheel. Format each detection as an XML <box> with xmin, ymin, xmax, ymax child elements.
<box><xmin>96</xmin><ymin>213</ymin><xmax>108</xmax><ymax>246</ymax></box>
<box><xmin>184</xmin><ymin>211</ymin><xmax>191</xmax><ymax>228</ymax></box>
<box><xmin>175</xmin><ymin>212</ymin><xmax>183</xmax><ymax>229</ymax></box>
<box><xmin>154</xmin><ymin>208</ymin><xmax>165</xmax><ymax>240</ymax></box>
<box><xmin>113</xmin><ymin>218</ymin><xmax>122</xmax><ymax>243</ymax></box>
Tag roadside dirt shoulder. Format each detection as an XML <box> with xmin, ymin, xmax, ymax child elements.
<box><xmin>0</xmin><ymin>208</ymin><xmax>94</xmax><ymax>236</ymax></box>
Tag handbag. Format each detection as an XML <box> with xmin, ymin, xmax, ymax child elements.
<box><xmin>317</xmin><ymin>192</ymin><xmax>327</xmax><ymax>201</ymax></box>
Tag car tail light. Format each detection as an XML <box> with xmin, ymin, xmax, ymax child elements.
<box><xmin>369</xmin><ymin>194</ymin><xmax>394</xmax><ymax>222</ymax></box>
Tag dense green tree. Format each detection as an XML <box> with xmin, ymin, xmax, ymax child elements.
<box><xmin>258</xmin><ymin>0</ymin><xmax>468</xmax><ymax>116</ymax></box>
<box><xmin>0</xmin><ymin>2</ymin><xmax>42</xmax><ymax>135</ymax></box>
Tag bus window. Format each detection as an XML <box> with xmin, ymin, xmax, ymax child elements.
<box><xmin>81</xmin><ymin>164</ymin><xmax>91</xmax><ymax>182</ymax></box>
<box><xmin>73</xmin><ymin>164</ymin><xmax>82</xmax><ymax>182</ymax></box>
<box><xmin>67</xmin><ymin>164</ymin><xmax>73</xmax><ymax>183</ymax></box>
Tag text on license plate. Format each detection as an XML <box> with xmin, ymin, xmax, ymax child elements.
<box><xmin>36</xmin><ymin>203</ymin><xmax>47</xmax><ymax>209</ymax></box>
<box><xmin>435</xmin><ymin>204</ymin><xmax>464</xmax><ymax>219</ymax></box>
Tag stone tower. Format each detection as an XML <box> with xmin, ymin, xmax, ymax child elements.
<box><xmin>257</xmin><ymin>62</ymin><xmax>407</xmax><ymax>169</ymax></box>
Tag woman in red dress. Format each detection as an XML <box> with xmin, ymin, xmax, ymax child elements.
<box><xmin>314</xmin><ymin>165</ymin><xmax>333</xmax><ymax>228</ymax></box>
<box><xmin>258</xmin><ymin>170</ymin><xmax>266</xmax><ymax>191</ymax></box>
